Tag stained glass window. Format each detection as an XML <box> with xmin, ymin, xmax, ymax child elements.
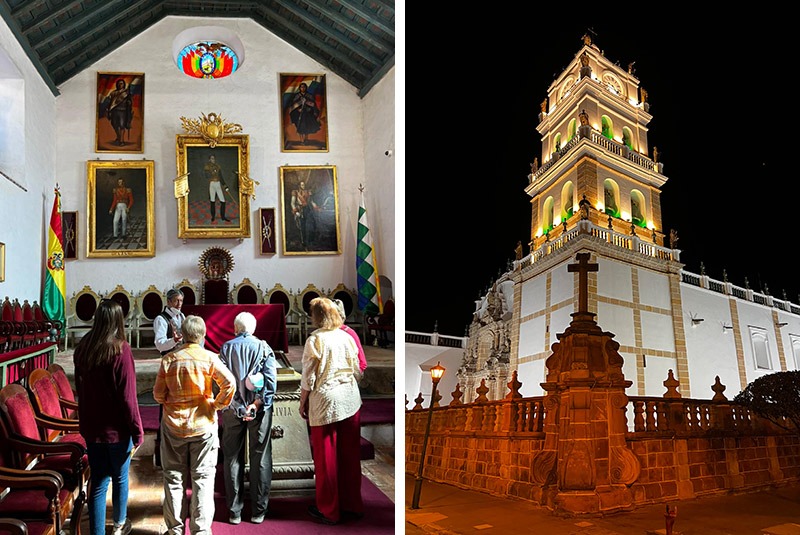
<box><xmin>176</xmin><ymin>41</ymin><xmax>239</xmax><ymax>79</ymax></box>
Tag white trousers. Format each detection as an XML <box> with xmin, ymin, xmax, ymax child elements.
<box><xmin>112</xmin><ymin>203</ymin><xmax>128</xmax><ymax>237</ymax></box>
<box><xmin>209</xmin><ymin>181</ymin><xmax>225</xmax><ymax>202</ymax></box>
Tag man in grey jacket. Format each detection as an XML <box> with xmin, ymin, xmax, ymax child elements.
<box><xmin>219</xmin><ymin>312</ymin><xmax>278</xmax><ymax>525</ymax></box>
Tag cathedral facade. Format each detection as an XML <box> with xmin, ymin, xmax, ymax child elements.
<box><xmin>451</xmin><ymin>35</ymin><xmax>800</xmax><ymax>405</ymax></box>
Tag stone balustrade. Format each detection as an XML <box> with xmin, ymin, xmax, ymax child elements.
<box><xmin>406</xmin><ymin>369</ymin><xmax>800</xmax><ymax>513</ymax></box>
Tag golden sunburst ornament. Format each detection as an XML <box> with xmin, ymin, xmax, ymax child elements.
<box><xmin>180</xmin><ymin>112</ymin><xmax>242</xmax><ymax>147</ymax></box>
<box><xmin>198</xmin><ymin>246</ymin><xmax>235</xmax><ymax>280</ymax></box>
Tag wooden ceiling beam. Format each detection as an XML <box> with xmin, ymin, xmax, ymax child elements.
<box><xmin>22</xmin><ymin>0</ymin><xmax>84</xmax><ymax>36</ymax></box>
<box><xmin>41</xmin><ymin>1</ymin><xmax>162</xmax><ymax>64</ymax></box>
<box><xmin>297</xmin><ymin>0</ymin><xmax>392</xmax><ymax>54</ymax></box>
<box><xmin>251</xmin><ymin>9</ymin><xmax>372</xmax><ymax>78</ymax></box>
<box><xmin>32</xmin><ymin>0</ymin><xmax>138</xmax><ymax>52</ymax></box>
<box><xmin>272</xmin><ymin>0</ymin><xmax>386</xmax><ymax>63</ymax></box>
<box><xmin>10</xmin><ymin>0</ymin><xmax>48</xmax><ymax>18</ymax></box>
<box><xmin>335</xmin><ymin>0</ymin><xmax>393</xmax><ymax>37</ymax></box>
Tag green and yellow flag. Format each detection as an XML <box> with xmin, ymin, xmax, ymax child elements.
<box><xmin>43</xmin><ymin>187</ymin><xmax>66</xmax><ymax>332</ymax></box>
<box><xmin>356</xmin><ymin>186</ymin><xmax>382</xmax><ymax>315</ymax></box>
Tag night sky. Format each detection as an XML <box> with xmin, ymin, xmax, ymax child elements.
<box><xmin>404</xmin><ymin>16</ymin><xmax>797</xmax><ymax>336</ymax></box>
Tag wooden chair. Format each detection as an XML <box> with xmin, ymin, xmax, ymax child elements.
<box><xmin>0</xmin><ymin>297</ymin><xmax>22</xmax><ymax>352</ymax></box>
<box><xmin>21</xmin><ymin>301</ymin><xmax>49</xmax><ymax>345</ymax></box>
<box><xmin>230</xmin><ymin>278</ymin><xmax>262</xmax><ymax>304</ymax></box>
<box><xmin>46</xmin><ymin>363</ymin><xmax>78</xmax><ymax>419</ymax></box>
<box><xmin>105</xmin><ymin>285</ymin><xmax>135</xmax><ymax>345</ymax></box>
<box><xmin>65</xmin><ymin>286</ymin><xmax>100</xmax><ymax>350</ymax></box>
<box><xmin>0</xmin><ymin>383</ymin><xmax>87</xmax><ymax>535</ymax></box>
<box><xmin>25</xmin><ymin>369</ymin><xmax>85</xmax><ymax>450</ymax></box>
<box><xmin>329</xmin><ymin>283</ymin><xmax>364</xmax><ymax>339</ymax></box>
<box><xmin>297</xmin><ymin>283</ymin><xmax>324</xmax><ymax>342</ymax></box>
<box><xmin>366</xmin><ymin>298</ymin><xmax>394</xmax><ymax>348</ymax></box>
<box><xmin>32</xmin><ymin>301</ymin><xmax>61</xmax><ymax>344</ymax></box>
<box><xmin>175</xmin><ymin>279</ymin><xmax>199</xmax><ymax>306</ymax></box>
<box><xmin>202</xmin><ymin>276</ymin><xmax>229</xmax><ymax>304</ymax></box>
<box><xmin>0</xmin><ymin>467</ymin><xmax>67</xmax><ymax>535</ymax></box>
<box><xmin>265</xmin><ymin>283</ymin><xmax>301</xmax><ymax>345</ymax></box>
<box><xmin>11</xmin><ymin>300</ymin><xmax>37</xmax><ymax>349</ymax></box>
<box><xmin>133</xmin><ymin>285</ymin><xmax>166</xmax><ymax>348</ymax></box>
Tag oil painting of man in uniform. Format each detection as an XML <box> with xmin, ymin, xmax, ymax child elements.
<box><xmin>91</xmin><ymin>168</ymin><xmax>150</xmax><ymax>253</ymax></box>
<box><xmin>96</xmin><ymin>72</ymin><xmax>144</xmax><ymax>153</ymax></box>
<box><xmin>279</xmin><ymin>74</ymin><xmax>329</xmax><ymax>152</ymax></box>
<box><xmin>185</xmin><ymin>146</ymin><xmax>241</xmax><ymax>229</ymax></box>
<box><xmin>280</xmin><ymin>166</ymin><xmax>341</xmax><ymax>255</ymax></box>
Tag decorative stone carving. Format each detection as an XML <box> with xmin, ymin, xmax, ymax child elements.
<box><xmin>449</xmin><ymin>383</ymin><xmax>463</xmax><ymax>406</ymax></box>
<box><xmin>532</xmin><ymin>450</ymin><xmax>557</xmax><ymax>486</ymax></box>
<box><xmin>610</xmin><ymin>445</ymin><xmax>641</xmax><ymax>485</ymax></box>
<box><xmin>474</xmin><ymin>379</ymin><xmax>490</xmax><ymax>403</ymax></box>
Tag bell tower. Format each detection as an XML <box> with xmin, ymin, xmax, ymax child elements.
<box><xmin>458</xmin><ymin>32</ymin><xmax>688</xmax><ymax>403</ymax></box>
<box><xmin>526</xmin><ymin>32</ymin><xmax>667</xmax><ymax>250</ymax></box>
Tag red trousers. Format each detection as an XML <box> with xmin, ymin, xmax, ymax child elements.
<box><xmin>309</xmin><ymin>411</ymin><xmax>364</xmax><ymax>522</ymax></box>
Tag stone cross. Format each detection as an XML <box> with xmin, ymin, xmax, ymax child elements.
<box><xmin>567</xmin><ymin>252</ymin><xmax>598</xmax><ymax>314</ymax></box>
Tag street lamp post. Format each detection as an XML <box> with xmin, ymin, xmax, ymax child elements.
<box><xmin>410</xmin><ymin>361</ymin><xmax>445</xmax><ymax>509</ymax></box>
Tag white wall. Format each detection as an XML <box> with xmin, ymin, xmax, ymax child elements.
<box><xmin>404</xmin><ymin>344</ymin><xmax>462</xmax><ymax>408</ymax></box>
<box><xmin>0</xmin><ymin>16</ymin><xmax>57</xmax><ymax>303</ymax></box>
<box><xmin>0</xmin><ymin>16</ymin><xmax>395</xmax><ymax>314</ymax></box>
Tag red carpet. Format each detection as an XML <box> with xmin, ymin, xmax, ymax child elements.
<box><xmin>139</xmin><ymin>405</ymin><xmax>395</xmax><ymax>533</ymax></box>
<box><xmin>205</xmin><ymin>475</ymin><xmax>394</xmax><ymax>533</ymax></box>
<box><xmin>359</xmin><ymin>398</ymin><xmax>394</xmax><ymax>426</ymax></box>
<box><xmin>168</xmin><ymin>464</ymin><xmax>394</xmax><ymax>533</ymax></box>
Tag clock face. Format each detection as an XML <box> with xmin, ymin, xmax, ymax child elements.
<box><xmin>603</xmin><ymin>73</ymin><xmax>622</xmax><ymax>94</ymax></box>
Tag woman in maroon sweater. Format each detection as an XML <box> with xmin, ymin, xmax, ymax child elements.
<box><xmin>73</xmin><ymin>299</ymin><xmax>143</xmax><ymax>535</ymax></box>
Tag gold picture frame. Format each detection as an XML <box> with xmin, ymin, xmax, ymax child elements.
<box><xmin>175</xmin><ymin>135</ymin><xmax>251</xmax><ymax>239</ymax></box>
<box><xmin>279</xmin><ymin>165</ymin><xmax>341</xmax><ymax>255</ymax></box>
<box><xmin>87</xmin><ymin>160</ymin><xmax>155</xmax><ymax>258</ymax></box>
<box><xmin>0</xmin><ymin>242</ymin><xmax>5</xmax><ymax>282</ymax></box>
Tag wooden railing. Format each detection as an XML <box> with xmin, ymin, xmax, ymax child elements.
<box><xmin>0</xmin><ymin>341</ymin><xmax>58</xmax><ymax>387</ymax></box>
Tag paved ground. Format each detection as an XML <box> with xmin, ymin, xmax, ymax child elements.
<box><xmin>404</xmin><ymin>474</ymin><xmax>800</xmax><ymax>534</ymax></box>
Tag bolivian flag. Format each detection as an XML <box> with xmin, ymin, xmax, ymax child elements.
<box><xmin>43</xmin><ymin>187</ymin><xmax>66</xmax><ymax>332</ymax></box>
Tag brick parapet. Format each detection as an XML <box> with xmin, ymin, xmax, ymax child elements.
<box><xmin>407</xmin><ymin>406</ymin><xmax>800</xmax><ymax>513</ymax></box>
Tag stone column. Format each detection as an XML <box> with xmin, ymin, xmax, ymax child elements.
<box><xmin>533</xmin><ymin>253</ymin><xmax>641</xmax><ymax>514</ymax></box>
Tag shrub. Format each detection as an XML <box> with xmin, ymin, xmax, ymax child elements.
<box><xmin>732</xmin><ymin>370</ymin><xmax>800</xmax><ymax>435</ymax></box>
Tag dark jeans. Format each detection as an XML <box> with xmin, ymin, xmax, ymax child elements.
<box><xmin>221</xmin><ymin>407</ymin><xmax>274</xmax><ymax>518</ymax></box>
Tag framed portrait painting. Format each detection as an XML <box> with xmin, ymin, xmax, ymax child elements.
<box><xmin>259</xmin><ymin>208</ymin><xmax>276</xmax><ymax>255</ymax></box>
<box><xmin>95</xmin><ymin>72</ymin><xmax>144</xmax><ymax>153</ymax></box>
<box><xmin>86</xmin><ymin>160</ymin><xmax>155</xmax><ymax>258</ymax></box>
<box><xmin>279</xmin><ymin>73</ymin><xmax>329</xmax><ymax>152</ymax></box>
<box><xmin>279</xmin><ymin>165</ymin><xmax>341</xmax><ymax>255</ymax></box>
<box><xmin>175</xmin><ymin>135</ymin><xmax>251</xmax><ymax>239</ymax></box>
<box><xmin>62</xmin><ymin>211</ymin><xmax>78</xmax><ymax>260</ymax></box>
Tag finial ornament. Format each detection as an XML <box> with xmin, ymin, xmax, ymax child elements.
<box><xmin>669</xmin><ymin>229</ymin><xmax>679</xmax><ymax>249</ymax></box>
<box><xmin>180</xmin><ymin>112</ymin><xmax>242</xmax><ymax>147</ymax></box>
